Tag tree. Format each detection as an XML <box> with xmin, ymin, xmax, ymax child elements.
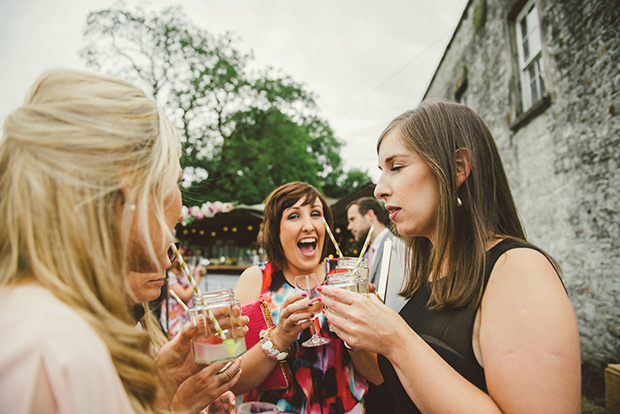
<box><xmin>80</xmin><ymin>5</ymin><xmax>371</xmax><ymax>205</ymax></box>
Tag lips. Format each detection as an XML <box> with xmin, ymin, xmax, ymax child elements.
<box><xmin>298</xmin><ymin>237</ymin><xmax>318</xmax><ymax>256</ymax></box>
<box><xmin>386</xmin><ymin>205</ymin><xmax>401</xmax><ymax>221</ymax></box>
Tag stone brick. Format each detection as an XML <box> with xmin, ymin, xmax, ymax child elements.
<box><xmin>424</xmin><ymin>0</ymin><xmax>620</xmax><ymax>375</ymax></box>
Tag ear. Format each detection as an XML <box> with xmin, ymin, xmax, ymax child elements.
<box><xmin>455</xmin><ymin>148</ymin><xmax>472</xmax><ymax>188</ymax></box>
<box><xmin>120</xmin><ymin>185</ymin><xmax>132</xmax><ymax>203</ymax></box>
<box><xmin>365</xmin><ymin>208</ymin><xmax>377</xmax><ymax>223</ymax></box>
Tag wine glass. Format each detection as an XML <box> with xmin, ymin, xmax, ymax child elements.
<box><xmin>294</xmin><ymin>274</ymin><xmax>330</xmax><ymax>347</ymax></box>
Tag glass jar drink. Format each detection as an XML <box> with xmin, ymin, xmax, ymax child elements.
<box><xmin>325</xmin><ymin>272</ymin><xmax>366</xmax><ymax>332</ymax></box>
<box><xmin>326</xmin><ymin>257</ymin><xmax>369</xmax><ymax>293</ymax></box>
<box><xmin>189</xmin><ymin>288</ymin><xmax>247</xmax><ymax>364</ymax></box>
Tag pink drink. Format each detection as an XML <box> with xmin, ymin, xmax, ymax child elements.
<box><xmin>193</xmin><ymin>336</ymin><xmax>246</xmax><ymax>364</ymax></box>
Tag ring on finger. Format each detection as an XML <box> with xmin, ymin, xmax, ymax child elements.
<box><xmin>216</xmin><ymin>368</ymin><xmax>235</xmax><ymax>385</ymax></box>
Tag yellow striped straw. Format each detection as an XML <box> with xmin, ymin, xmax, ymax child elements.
<box><xmin>169</xmin><ymin>243</ymin><xmax>225</xmax><ymax>337</ymax></box>
<box><xmin>322</xmin><ymin>217</ymin><xmax>343</xmax><ymax>258</ymax></box>
<box><xmin>169</xmin><ymin>289</ymin><xmax>189</xmax><ymax>313</ymax></box>
<box><xmin>171</xmin><ymin>243</ymin><xmax>200</xmax><ymax>294</ymax></box>
<box><xmin>355</xmin><ymin>224</ymin><xmax>374</xmax><ymax>269</ymax></box>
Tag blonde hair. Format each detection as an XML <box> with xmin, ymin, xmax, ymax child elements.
<box><xmin>0</xmin><ymin>69</ymin><xmax>181</xmax><ymax>412</ymax></box>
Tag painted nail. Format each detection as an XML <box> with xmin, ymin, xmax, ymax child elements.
<box><xmin>316</xmin><ymin>286</ymin><xmax>322</xmax><ymax>292</ymax></box>
<box><xmin>301</xmin><ymin>292</ymin><xmax>308</xmax><ymax>297</ymax></box>
<box><xmin>310</xmin><ymin>313</ymin><xmax>315</xmax><ymax>318</ymax></box>
<box><xmin>317</xmin><ymin>297</ymin><xmax>322</xmax><ymax>302</ymax></box>
<box><xmin>308</xmin><ymin>302</ymin><xmax>313</xmax><ymax>307</ymax></box>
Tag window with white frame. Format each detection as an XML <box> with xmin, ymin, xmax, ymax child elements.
<box><xmin>515</xmin><ymin>0</ymin><xmax>546</xmax><ymax>112</ymax></box>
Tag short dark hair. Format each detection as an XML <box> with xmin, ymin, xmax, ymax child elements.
<box><xmin>261</xmin><ymin>182</ymin><xmax>333</xmax><ymax>270</ymax></box>
<box><xmin>346</xmin><ymin>196</ymin><xmax>389</xmax><ymax>226</ymax></box>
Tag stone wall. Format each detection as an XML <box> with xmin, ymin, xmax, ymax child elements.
<box><xmin>424</xmin><ymin>0</ymin><xmax>620</xmax><ymax>395</ymax></box>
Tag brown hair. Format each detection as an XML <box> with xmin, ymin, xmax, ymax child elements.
<box><xmin>377</xmin><ymin>99</ymin><xmax>541</xmax><ymax>308</ymax></box>
<box><xmin>346</xmin><ymin>196</ymin><xmax>390</xmax><ymax>226</ymax></box>
<box><xmin>261</xmin><ymin>182</ymin><xmax>333</xmax><ymax>270</ymax></box>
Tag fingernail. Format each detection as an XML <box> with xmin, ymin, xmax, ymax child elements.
<box><xmin>301</xmin><ymin>292</ymin><xmax>308</xmax><ymax>297</ymax></box>
<box><xmin>317</xmin><ymin>297</ymin><xmax>322</xmax><ymax>302</ymax></box>
<box><xmin>316</xmin><ymin>286</ymin><xmax>322</xmax><ymax>292</ymax></box>
<box><xmin>308</xmin><ymin>302</ymin><xmax>313</xmax><ymax>307</ymax></box>
<box><xmin>310</xmin><ymin>313</ymin><xmax>315</xmax><ymax>318</ymax></box>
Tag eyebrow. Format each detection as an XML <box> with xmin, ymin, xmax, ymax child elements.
<box><xmin>380</xmin><ymin>153</ymin><xmax>406</xmax><ymax>165</ymax></box>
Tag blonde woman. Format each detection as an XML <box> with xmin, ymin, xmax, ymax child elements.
<box><xmin>0</xmin><ymin>69</ymin><xmax>238</xmax><ymax>413</ymax></box>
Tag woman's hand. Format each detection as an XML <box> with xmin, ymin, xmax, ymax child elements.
<box><xmin>270</xmin><ymin>291</ymin><xmax>315</xmax><ymax>349</ymax></box>
<box><xmin>319</xmin><ymin>285</ymin><xmax>406</xmax><ymax>357</ymax></box>
<box><xmin>155</xmin><ymin>311</ymin><xmax>249</xmax><ymax>402</ymax></box>
<box><xmin>154</xmin><ymin>319</ymin><xmax>204</xmax><ymax>406</ymax></box>
<box><xmin>170</xmin><ymin>358</ymin><xmax>242</xmax><ymax>413</ymax></box>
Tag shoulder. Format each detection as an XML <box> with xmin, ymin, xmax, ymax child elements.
<box><xmin>0</xmin><ymin>286</ymin><xmax>133</xmax><ymax>412</ymax></box>
<box><xmin>477</xmin><ymin>246</ymin><xmax>581</xmax><ymax>412</ymax></box>
<box><xmin>234</xmin><ymin>264</ymin><xmax>264</xmax><ymax>304</ymax></box>
<box><xmin>483</xmin><ymin>245</ymin><xmax>567</xmax><ymax>311</ymax></box>
<box><xmin>488</xmin><ymin>245</ymin><xmax>561</xmax><ymax>290</ymax></box>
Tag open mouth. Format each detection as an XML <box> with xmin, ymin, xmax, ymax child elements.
<box><xmin>297</xmin><ymin>237</ymin><xmax>318</xmax><ymax>256</ymax></box>
<box><xmin>386</xmin><ymin>206</ymin><xmax>401</xmax><ymax>221</ymax></box>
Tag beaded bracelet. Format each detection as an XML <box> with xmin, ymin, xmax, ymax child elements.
<box><xmin>259</xmin><ymin>328</ymin><xmax>289</xmax><ymax>361</ymax></box>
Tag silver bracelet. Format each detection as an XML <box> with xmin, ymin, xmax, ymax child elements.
<box><xmin>259</xmin><ymin>328</ymin><xmax>289</xmax><ymax>361</ymax></box>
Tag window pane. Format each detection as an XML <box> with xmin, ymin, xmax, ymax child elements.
<box><xmin>526</xmin><ymin>56</ymin><xmax>544</xmax><ymax>106</ymax></box>
<box><xmin>529</xmin><ymin>65</ymin><xmax>540</xmax><ymax>103</ymax></box>
<box><xmin>520</xmin><ymin>19</ymin><xmax>530</xmax><ymax>59</ymax></box>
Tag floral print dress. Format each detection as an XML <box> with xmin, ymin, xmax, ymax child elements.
<box><xmin>244</xmin><ymin>262</ymin><xmax>367</xmax><ymax>414</ymax></box>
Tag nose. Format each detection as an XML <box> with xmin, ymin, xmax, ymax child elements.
<box><xmin>301</xmin><ymin>215</ymin><xmax>314</xmax><ymax>232</ymax></box>
<box><xmin>374</xmin><ymin>176</ymin><xmax>389</xmax><ymax>200</ymax></box>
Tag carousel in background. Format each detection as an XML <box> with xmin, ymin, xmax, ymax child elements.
<box><xmin>176</xmin><ymin>201</ymin><xmax>264</xmax><ymax>291</ymax></box>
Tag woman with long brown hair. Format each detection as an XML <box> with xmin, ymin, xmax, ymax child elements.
<box><xmin>320</xmin><ymin>99</ymin><xmax>581</xmax><ymax>413</ymax></box>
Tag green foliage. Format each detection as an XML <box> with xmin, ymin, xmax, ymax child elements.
<box><xmin>80</xmin><ymin>5</ymin><xmax>371</xmax><ymax>205</ymax></box>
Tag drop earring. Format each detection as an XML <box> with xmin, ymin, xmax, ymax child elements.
<box><xmin>456</xmin><ymin>197</ymin><xmax>463</xmax><ymax>207</ymax></box>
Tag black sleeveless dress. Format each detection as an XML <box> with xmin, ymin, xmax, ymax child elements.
<box><xmin>377</xmin><ymin>239</ymin><xmax>543</xmax><ymax>412</ymax></box>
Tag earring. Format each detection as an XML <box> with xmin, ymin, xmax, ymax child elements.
<box><xmin>456</xmin><ymin>197</ymin><xmax>463</xmax><ymax>207</ymax></box>
<box><xmin>128</xmin><ymin>204</ymin><xmax>136</xmax><ymax>212</ymax></box>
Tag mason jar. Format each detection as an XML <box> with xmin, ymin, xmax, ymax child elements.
<box><xmin>189</xmin><ymin>288</ymin><xmax>246</xmax><ymax>364</ymax></box>
<box><xmin>326</xmin><ymin>257</ymin><xmax>369</xmax><ymax>294</ymax></box>
<box><xmin>325</xmin><ymin>272</ymin><xmax>366</xmax><ymax>332</ymax></box>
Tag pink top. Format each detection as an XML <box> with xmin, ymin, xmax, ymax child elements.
<box><xmin>0</xmin><ymin>285</ymin><xmax>135</xmax><ymax>413</ymax></box>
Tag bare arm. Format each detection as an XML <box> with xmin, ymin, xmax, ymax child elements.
<box><xmin>347</xmin><ymin>349</ymin><xmax>384</xmax><ymax>385</ymax></box>
<box><xmin>233</xmin><ymin>266</ymin><xmax>263</xmax><ymax>305</ymax></box>
<box><xmin>322</xmin><ymin>248</ymin><xmax>581</xmax><ymax>413</ymax></box>
<box><xmin>170</xmin><ymin>282</ymin><xmax>197</xmax><ymax>303</ymax></box>
<box><xmin>231</xmin><ymin>266</ymin><xmax>314</xmax><ymax>394</ymax></box>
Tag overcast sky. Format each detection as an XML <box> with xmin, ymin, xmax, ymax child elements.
<box><xmin>0</xmin><ymin>0</ymin><xmax>466</xmax><ymax>182</ymax></box>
